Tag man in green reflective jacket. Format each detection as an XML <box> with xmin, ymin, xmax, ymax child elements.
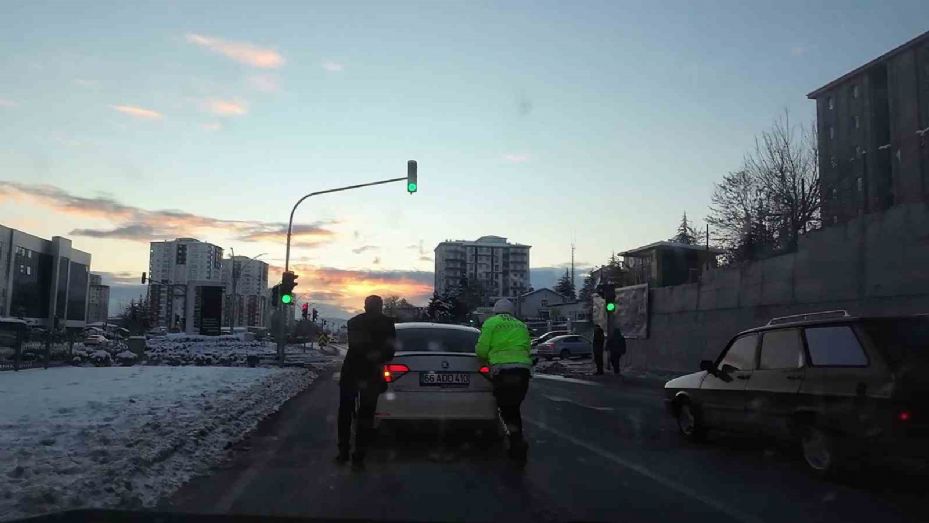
<box><xmin>475</xmin><ymin>298</ymin><xmax>532</xmax><ymax>463</ymax></box>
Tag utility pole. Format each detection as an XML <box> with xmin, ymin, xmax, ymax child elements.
<box><xmin>276</xmin><ymin>161</ymin><xmax>419</xmax><ymax>363</ymax></box>
<box><xmin>570</xmin><ymin>241</ymin><xmax>575</xmax><ymax>292</ymax></box>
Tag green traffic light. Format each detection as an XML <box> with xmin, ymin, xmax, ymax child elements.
<box><xmin>281</xmin><ymin>294</ymin><xmax>293</xmax><ymax>304</ymax></box>
<box><xmin>606</xmin><ymin>302</ymin><xmax>616</xmax><ymax>312</ymax></box>
<box><xmin>407</xmin><ymin>182</ymin><xmax>417</xmax><ymax>193</ymax></box>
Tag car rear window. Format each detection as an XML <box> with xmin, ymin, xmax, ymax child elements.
<box><xmin>804</xmin><ymin>325</ymin><xmax>868</xmax><ymax>367</ymax></box>
<box><xmin>862</xmin><ymin>317</ymin><xmax>929</xmax><ymax>367</ymax></box>
<box><xmin>396</xmin><ymin>328</ymin><xmax>479</xmax><ymax>353</ymax></box>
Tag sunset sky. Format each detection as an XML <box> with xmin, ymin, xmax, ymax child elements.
<box><xmin>1</xmin><ymin>1</ymin><xmax>925</xmax><ymax>316</ymax></box>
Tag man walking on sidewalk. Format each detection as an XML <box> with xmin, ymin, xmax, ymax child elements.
<box><xmin>337</xmin><ymin>295</ymin><xmax>396</xmax><ymax>470</ymax></box>
<box><xmin>606</xmin><ymin>325</ymin><xmax>626</xmax><ymax>375</ymax></box>
<box><xmin>476</xmin><ymin>298</ymin><xmax>532</xmax><ymax>464</ymax></box>
<box><xmin>592</xmin><ymin>324</ymin><xmax>605</xmax><ymax>375</ymax></box>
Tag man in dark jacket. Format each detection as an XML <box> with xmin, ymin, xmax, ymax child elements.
<box><xmin>592</xmin><ymin>325</ymin><xmax>605</xmax><ymax>375</ymax></box>
<box><xmin>606</xmin><ymin>325</ymin><xmax>626</xmax><ymax>375</ymax></box>
<box><xmin>337</xmin><ymin>295</ymin><xmax>396</xmax><ymax>469</ymax></box>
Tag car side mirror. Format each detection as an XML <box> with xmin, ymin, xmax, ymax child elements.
<box><xmin>699</xmin><ymin>360</ymin><xmax>715</xmax><ymax>373</ymax></box>
<box><xmin>721</xmin><ymin>363</ymin><xmax>737</xmax><ymax>375</ymax></box>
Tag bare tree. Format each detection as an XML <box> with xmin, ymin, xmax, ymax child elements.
<box><xmin>707</xmin><ymin>111</ymin><xmax>820</xmax><ymax>262</ymax></box>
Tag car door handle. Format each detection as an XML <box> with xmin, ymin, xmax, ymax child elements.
<box><xmin>786</xmin><ymin>375</ymin><xmax>803</xmax><ymax>381</ymax></box>
<box><xmin>736</xmin><ymin>375</ymin><xmax>750</xmax><ymax>380</ymax></box>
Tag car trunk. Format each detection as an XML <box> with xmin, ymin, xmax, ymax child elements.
<box><xmin>386</xmin><ymin>352</ymin><xmax>493</xmax><ymax>393</ymax></box>
<box><xmin>862</xmin><ymin>318</ymin><xmax>929</xmax><ymax>433</ymax></box>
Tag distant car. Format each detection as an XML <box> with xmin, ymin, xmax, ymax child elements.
<box><xmin>665</xmin><ymin>311</ymin><xmax>929</xmax><ymax>475</ymax></box>
<box><xmin>535</xmin><ymin>334</ymin><xmax>593</xmax><ymax>361</ymax></box>
<box><xmin>531</xmin><ymin>330</ymin><xmax>569</xmax><ymax>347</ymax></box>
<box><xmin>83</xmin><ymin>334</ymin><xmax>108</xmax><ymax>346</ymax></box>
<box><xmin>377</xmin><ymin>323</ymin><xmax>498</xmax><ymax>434</ymax></box>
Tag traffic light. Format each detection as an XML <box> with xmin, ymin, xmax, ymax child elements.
<box><xmin>312</xmin><ymin>308</ymin><xmax>318</xmax><ymax>322</ymax></box>
<box><xmin>407</xmin><ymin>160</ymin><xmax>417</xmax><ymax>194</ymax></box>
<box><xmin>280</xmin><ymin>271</ymin><xmax>298</xmax><ymax>304</ymax></box>
<box><xmin>598</xmin><ymin>284</ymin><xmax>617</xmax><ymax>313</ymax></box>
<box><xmin>271</xmin><ymin>284</ymin><xmax>281</xmax><ymax>307</ymax></box>
<box><xmin>301</xmin><ymin>303</ymin><xmax>309</xmax><ymax>320</ymax></box>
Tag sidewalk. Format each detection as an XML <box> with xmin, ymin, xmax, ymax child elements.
<box><xmin>533</xmin><ymin>357</ymin><xmax>685</xmax><ymax>387</ymax></box>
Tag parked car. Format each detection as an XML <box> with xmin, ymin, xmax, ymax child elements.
<box><xmin>536</xmin><ymin>334</ymin><xmax>593</xmax><ymax>360</ymax></box>
<box><xmin>83</xmin><ymin>334</ymin><xmax>108</xmax><ymax>346</ymax></box>
<box><xmin>377</xmin><ymin>322</ymin><xmax>498</xmax><ymax>435</ymax></box>
<box><xmin>664</xmin><ymin>311</ymin><xmax>929</xmax><ymax>475</ymax></box>
<box><xmin>531</xmin><ymin>330</ymin><xmax>569</xmax><ymax>347</ymax></box>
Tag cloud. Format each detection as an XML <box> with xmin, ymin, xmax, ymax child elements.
<box><xmin>201</xmin><ymin>122</ymin><xmax>223</xmax><ymax>131</ymax></box>
<box><xmin>247</xmin><ymin>74</ymin><xmax>280</xmax><ymax>93</ymax></box>
<box><xmin>352</xmin><ymin>245</ymin><xmax>379</xmax><ymax>254</ymax></box>
<box><xmin>74</xmin><ymin>79</ymin><xmax>99</xmax><ymax>89</ymax></box>
<box><xmin>372</xmin><ymin>257</ymin><xmax>381</xmax><ymax>265</ymax></box>
<box><xmin>418</xmin><ymin>255</ymin><xmax>433</xmax><ymax>262</ymax></box>
<box><xmin>95</xmin><ymin>271</ymin><xmax>144</xmax><ymax>285</ymax></box>
<box><xmin>204</xmin><ymin>99</ymin><xmax>247</xmax><ymax>116</ymax></box>
<box><xmin>517</xmin><ymin>91</ymin><xmax>533</xmax><ymax>117</ymax></box>
<box><xmin>405</xmin><ymin>240</ymin><xmax>426</xmax><ymax>255</ymax></box>
<box><xmin>321</xmin><ymin>60</ymin><xmax>344</xmax><ymax>72</ymax></box>
<box><xmin>0</xmin><ymin>98</ymin><xmax>17</xmax><ymax>108</ymax></box>
<box><xmin>111</xmin><ymin>105</ymin><xmax>163</xmax><ymax>120</ymax></box>
<box><xmin>0</xmin><ymin>181</ymin><xmax>338</xmax><ymax>248</ymax></box>
<box><xmin>503</xmin><ymin>153</ymin><xmax>530</xmax><ymax>163</ymax></box>
<box><xmin>790</xmin><ymin>45</ymin><xmax>807</xmax><ymax>56</ymax></box>
<box><xmin>185</xmin><ymin>33</ymin><xmax>285</xmax><ymax>69</ymax></box>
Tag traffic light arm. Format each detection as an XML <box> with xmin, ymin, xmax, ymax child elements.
<box><xmin>284</xmin><ymin>175</ymin><xmax>408</xmax><ymax>272</ymax></box>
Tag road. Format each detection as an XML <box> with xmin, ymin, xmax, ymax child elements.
<box><xmin>166</xmin><ymin>369</ymin><xmax>925</xmax><ymax>523</ymax></box>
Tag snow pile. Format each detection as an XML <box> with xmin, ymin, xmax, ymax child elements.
<box><xmin>0</xmin><ymin>365</ymin><xmax>322</xmax><ymax>521</ymax></box>
<box><xmin>144</xmin><ymin>335</ymin><xmax>332</xmax><ymax>367</ymax></box>
<box><xmin>533</xmin><ymin>356</ymin><xmax>597</xmax><ymax>378</ymax></box>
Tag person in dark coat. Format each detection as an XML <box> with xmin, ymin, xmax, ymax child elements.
<box><xmin>592</xmin><ymin>325</ymin><xmax>605</xmax><ymax>375</ymax></box>
<box><xmin>337</xmin><ymin>295</ymin><xmax>396</xmax><ymax>469</ymax></box>
<box><xmin>606</xmin><ymin>325</ymin><xmax>626</xmax><ymax>375</ymax></box>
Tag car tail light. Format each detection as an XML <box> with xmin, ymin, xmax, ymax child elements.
<box><xmin>383</xmin><ymin>363</ymin><xmax>410</xmax><ymax>383</ymax></box>
<box><xmin>479</xmin><ymin>365</ymin><xmax>491</xmax><ymax>380</ymax></box>
<box><xmin>898</xmin><ymin>410</ymin><xmax>912</xmax><ymax>422</ymax></box>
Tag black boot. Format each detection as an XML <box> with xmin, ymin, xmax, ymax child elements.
<box><xmin>335</xmin><ymin>449</ymin><xmax>350</xmax><ymax>464</ymax></box>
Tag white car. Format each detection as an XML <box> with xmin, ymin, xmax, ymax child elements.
<box><xmin>83</xmin><ymin>334</ymin><xmax>108</xmax><ymax>346</ymax></box>
<box><xmin>377</xmin><ymin>323</ymin><xmax>499</xmax><ymax>430</ymax></box>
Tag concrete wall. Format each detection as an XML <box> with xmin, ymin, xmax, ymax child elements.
<box><xmin>627</xmin><ymin>203</ymin><xmax>929</xmax><ymax>373</ymax></box>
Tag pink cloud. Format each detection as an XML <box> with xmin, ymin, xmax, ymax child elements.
<box><xmin>186</xmin><ymin>33</ymin><xmax>285</xmax><ymax>69</ymax></box>
<box><xmin>321</xmin><ymin>61</ymin><xmax>344</xmax><ymax>72</ymax></box>
<box><xmin>110</xmin><ymin>105</ymin><xmax>163</xmax><ymax>120</ymax></box>
<box><xmin>204</xmin><ymin>99</ymin><xmax>248</xmax><ymax>116</ymax></box>
<box><xmin>0</xmin><ymin>98</ymin><xmax>18</xmax><ymax>108</ymax></box>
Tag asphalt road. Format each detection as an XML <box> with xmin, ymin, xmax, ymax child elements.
<box><xmin>166</xmin><ymin>370</ymin><xmax>926</xmax><ymax>523</ymax></box>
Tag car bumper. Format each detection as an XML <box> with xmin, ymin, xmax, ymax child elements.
<box><xmin>375</xmin><ymin>390</ymin><xmax>498</xmax><ymax>422</ymax></box>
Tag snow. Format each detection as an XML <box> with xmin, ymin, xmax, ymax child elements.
<box><xmin>0</xmin><ymin>365</ymin><xmax>327</xmax><ymax>521</ymax></box>
<box><xmin>144</xmin><ymin>335</ymin><xmax>329</xmax><ymax>366</ymax></box>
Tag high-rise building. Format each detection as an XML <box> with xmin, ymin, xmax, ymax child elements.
<box><xmin>87</xmin><ymin>273</ymin><xmax>110</xmax><ymax>323</ymax></box>
<box><xmin>222</xmin><ymin>255</ymin><xmax>269</xmax><ymax>328</ymax></box>
<box><xmin>807</xmin><ymin>30</ymin><xmax>929</xmax><ymax>225</ymax></box>
<box><xmin>148</xmin><ymin>238</ymin><xmax>224</xmax><ymax>333</ymax></box>
<box><xmin>434</xmin><ymin>236</ymin><xmax>531</xmax><ymax>305</ymax></box>
<box><xmin>0</xmin><ymin>224</ymin><xmax>92</xmax><ymax>329</ymax></box>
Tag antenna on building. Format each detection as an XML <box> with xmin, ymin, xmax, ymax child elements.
<box><xmin>570</xmin><ymin>240</ymin><xmax>575</xmax><ymax>289</ymax></box>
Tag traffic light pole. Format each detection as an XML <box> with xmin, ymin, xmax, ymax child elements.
<box><xmin>278</xmin><ymin>175</ymin><xmax>408</xmax><ymax>363</ymax></box>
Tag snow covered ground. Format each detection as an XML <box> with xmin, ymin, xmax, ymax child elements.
<box><xmin>0</xmin><ymin>364</ymin><xmax>330</xmax><ymax>521</ymax></box>
<box><xmin>144</xmin><ymin>334</ymin><xmax>329</xmax><ymax>366</ymax></box>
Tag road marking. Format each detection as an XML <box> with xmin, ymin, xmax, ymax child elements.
<box><xmin>542</xmin><ymin>394</ymin><xmax>614</xmax><ymax>411</ymax></box>
<box><xmin>533</xmin><ymin>374</ymin><xmax>602</xmax><ymax>386</ymax></box>
<box><xmin>524</xmin><ymin>416</ymin><xmax>764</xmax><ymax>523</ymax></box>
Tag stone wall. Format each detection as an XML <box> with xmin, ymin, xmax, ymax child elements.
<box><xmin>627</xmin><ymin>203</ymin><xmax>929</xmax><ymax>373</ymax></box>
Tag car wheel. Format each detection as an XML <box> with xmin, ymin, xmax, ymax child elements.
<box><xmin>676</xmin><ymin>401</ymin><xmax>706</xmax><ymax>442</ymax></box>
<box><xmin>559</xmin><ymin>349</ymin><xmax>571</xmax><ymax>360</ymax></box>
<box><xmin>801</xmin><ymin>426</ymin><xmax>841</xmax><ymax>476</ymax></box>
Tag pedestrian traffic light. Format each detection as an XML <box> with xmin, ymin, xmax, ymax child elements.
<box><xmin>312</xmin><ymin>308</ymin><xmax>318</xmax><ymax>322</ymax></box>
<box><xmin>301</xmin><ymin>303</ymin><xmax>309</xmax><ymax>320</ymax></box>
<box><xmin>280</xmin><ymin>271</ymin><xmax>298</xmax><ymax>304</ymax></box>
<box><xmin>407</xmin><ymin>160</ymin><xmax>417</xmax><ymax>194</ymax></box>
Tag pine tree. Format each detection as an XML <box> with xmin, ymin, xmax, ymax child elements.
<box><xmin>671</xmin><ymin>212</ymin><xmax>698</xmax><ymax>245</ymax></box>
<box><xmin>554</xmin><ymin>269</ymin><xmax>576</xmax><ymax>300</ymax></box>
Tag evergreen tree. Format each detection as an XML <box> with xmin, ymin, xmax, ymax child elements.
<box><xmin>671</xmin><ymin>212</ymin><xmax>698</xmax><ymax>245</ymax></box>
<box><xmin>554</xmin><ymin>269</ymin><xmax>576</xmax><ymax>300</ymax></box>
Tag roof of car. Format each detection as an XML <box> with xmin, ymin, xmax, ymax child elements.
<box><xmin>735</xmin><ymin>313</ymin><xmax>927</xmax><ymax>337</ymax></box>
<box><xmin>395</xmin><ymin>322</ymin><xmax>480</xmax><ymax>333</ymax></box>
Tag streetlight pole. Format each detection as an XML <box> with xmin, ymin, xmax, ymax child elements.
<box><xmin>277</xmin><ymin>163</ymin><xmax>417</xmax><ymax>362</ymax></box>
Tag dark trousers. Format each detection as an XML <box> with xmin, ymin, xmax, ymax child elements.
<box><xmin>593</xmin><ymin>348</ymin><xmax>604</xmax><ymax>374</ymax></box>
<box><xmin>338</xmin><ymin>379</ymin><xmax>381</xmax><ymax>459</ymax></box>
<box><xmin>492</xmin><ymin>368</ymin><xmax>531</xmax><ymax>447</ymax></box>
<box><xmin>609</xmin><ymin>351</ymin><xmax>624</xmax><ymax>374</ymax></box>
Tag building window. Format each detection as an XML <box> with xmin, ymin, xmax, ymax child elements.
<box><xmin>857</xmin><ymin>177</ymin><xmax>863</xmax><ymax>193</ymax></box>
<box><xmin>827</xmin><ymin>96</ymin><xmax>834</xmax><ymax>110</ymax></box>
<box><xmin>829</xmin><ymin>126</ymin><xmax>835</xmax><ymax>140</ymax></box>
<box><xmin>541</xmin><ymin>299</ymin><xmax>548</xmax><ymax>306</ymax></box>
<box><xmin>852</xmin><ymin>84</ymin><xmax>859</xmax><ymax>99</ymax></box>
<box><xmin>853</xmin><ymin>115</ymin><xmax>860</xmax><ymax>129</ymax></box>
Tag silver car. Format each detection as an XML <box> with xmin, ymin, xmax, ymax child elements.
<box><xmin>376</xmin><ymin>323</ymin><xmax>498</xmax><ymax>427</ymax></box>
<box><xmin>535</xmin><ymin>334</ymin><xmax>593</xmax><ymax>360</ymax></box>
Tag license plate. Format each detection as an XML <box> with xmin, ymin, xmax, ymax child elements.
<box><xmin>420</xmin><ymin>372</ymin><xmax>470</xmax><ymax>387</ymax></box>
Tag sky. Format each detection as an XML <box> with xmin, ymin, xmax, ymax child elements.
<box><xmin>0</xmin><ymin>1</ymin><xmax>926</xmax><ymax>317</ymax></box>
